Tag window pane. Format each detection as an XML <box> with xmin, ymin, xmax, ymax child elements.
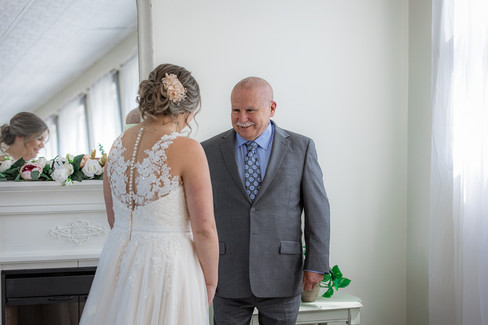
<box><xmin>120</xmin><ymin>55</ymin><xmax>140</xmax><ymax>120</ymax></box>
<box><xmin>43</xmin><ymin>115</ymin><xmax>58</xmax><ymax>158</ymax></box>
<box><xmin>58</xmin><ymin>97</ymin><xmax>89</xmax><ymax>156</ymax></box>
<box><xmin>89</xmin><ymin>72</ymin><xmax>122</xmax><ymax>154</ymax></box>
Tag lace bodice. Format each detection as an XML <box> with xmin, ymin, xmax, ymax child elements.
<box><xmin>106</xmin><ymin>131</ymin><xmax>190</xmax><ymax>232</ymax></box>
<box><xmin>112</xmin><ymin>186</ymin><xmax>190</xmax><ymax>232</ymax></box>
<box><xmin>107</xmin><ymin>132</ymin><xmax>181</xmax><ymax>207</ymax></box>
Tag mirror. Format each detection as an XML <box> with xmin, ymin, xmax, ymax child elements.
<box><xmin>0</xmin><ymin>0</ymin><xmax>138</xmax><ymax>158</ymax></box>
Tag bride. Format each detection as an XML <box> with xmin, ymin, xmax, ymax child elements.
<box><xmin>80</xmin><ymin>63</ymin><xmax>219</xmax><ymax>324</ymax></box>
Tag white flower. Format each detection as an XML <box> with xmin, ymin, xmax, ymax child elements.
<box><xmin>0</xmin><ymin>159</ymin><xmax>13</xmax><ymax>172</ymax></box>
<box><xmin>51</xmin><ymin>167</ymin><xmax>70</xmax><ymax>184</ymax></box>
<box><xmin>66</xmin><ymin>154</ymin><xmax>74</xmax><ymax>162</ymax></box>
<box><xmin>82</xmin><ymin>159</ymin><xmax>103</xmax><ymax>178</ymax></box>
<box><xmin>53</xmin><ymin>157</ymin><xmax>72</xmax><ymax>171</ymax></box>
<box><xmin>51</xmin><ymin>157</ymin><xmax>74</xmax><ymax>185</ymax></box>
<box><xmin>66</xmin><ymin>163</ymin><xmax>74</xmax><ymax>175</ymax></box>
<box><xmin>35</xmin><ymin>157</ymin><xmax>47</xmax><ymax>169</ymax></box>
<box><xmin>54</xmin><ymin>156</ymin><xmax>67</xmax><ymax>166</ymax></box>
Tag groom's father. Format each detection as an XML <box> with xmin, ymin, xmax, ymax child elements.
<box><xmin>202</xmin><ymin>77</ymin><xmax>330</xmax><ymax>325</ymax></box>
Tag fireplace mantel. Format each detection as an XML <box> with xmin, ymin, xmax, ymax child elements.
<box><xmin>0</xmin><ymin>181</ymin><xmax>109</xmax><ymax>323</ymax></box>
<box><xmin>0</xmin><ymin>181</ymin><xmax>108</xmax><ymax>267</ymax></box>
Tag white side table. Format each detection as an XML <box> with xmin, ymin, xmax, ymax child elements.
<box><xmin>250</xmin><ymin>292</ymin><xmax>363</xmax><ymax>325</ymax></box>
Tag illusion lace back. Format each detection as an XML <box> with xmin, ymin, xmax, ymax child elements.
<box><xmin>108</xmin><ymin>131</ymin><xmax>188</xmax><ymax>233</ymax></box>
<box><xmin>79</xmin><ymin>131</ymin><xmax>208</xmax><ymax>325</ymax></box>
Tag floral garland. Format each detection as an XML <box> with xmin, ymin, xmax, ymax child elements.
<box><xmin>0</xmin><ymin>149</ymin><xmax>106</xmax><ymax>186</ymax></box>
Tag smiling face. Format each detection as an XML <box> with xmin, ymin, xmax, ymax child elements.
<box><xmin>231</xmin><ymin>80</ymin><xmax>277</xmax><ymax>141</ymax></box>
<box><xmin>22</xmin><ymin>131</ymin><xmax>48</xmax><ymax>160</ymax></box>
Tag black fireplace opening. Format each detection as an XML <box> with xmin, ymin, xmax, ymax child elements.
<box><xmin>1</xmin><ymin>267</ymin><xmax>96</xmax><ymax>325</ymax></box>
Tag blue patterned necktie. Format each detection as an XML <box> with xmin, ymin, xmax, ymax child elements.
<box><xmin>244</xmin><ymin>141</ymin><xmax>262</xmax><ymax>201</ymax></box>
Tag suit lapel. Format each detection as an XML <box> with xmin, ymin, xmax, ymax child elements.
<box><xmin>254</xmin><ymin>123</ymin><xmax>290</xmax><ymax>203</ymax></box>
<box><xmin>219</xmin><ymin>130</ymin><xmax>251</xmax><ymax>202</ymax></box>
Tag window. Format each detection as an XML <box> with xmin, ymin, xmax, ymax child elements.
<box><xmin>43</xmin><ymin>115</ymin><xmax>59</xmax><ymax>158</ymax></box>
<box><xmin>88</xmin><ymin>71</ymin><xmax>123</xmax><ymax>154</ymax></box>
<box><xmin>58</xmin><ymin>96</ymin><xmax>89</xmax><ymax>156</ymax></box>
<box><xmin>119</xmin><ymin>55</ymin><xmax>140</xmax><ymax>119</ymax></box>
<box><xmin>44</xmin><ymin>55</ymin><xmax>139</xmax><ymax>158</ymax></box>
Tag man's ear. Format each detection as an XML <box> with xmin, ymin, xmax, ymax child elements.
<box><xmin>270</xmin><ymin>101</ymin><xmax>277</xmax><ymax>117</ymax></box>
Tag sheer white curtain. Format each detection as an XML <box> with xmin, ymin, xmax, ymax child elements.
<box><xmin>43</xmin><ymin>115</ymin><xmax>58</xmax><ymax>158</ymax></box>
<box><xmin>431</xmin><ymin>0</ymin><xmax>488</xmax><ymax>324</ymax></box>
<box><xmin>58</xmin><ymin>96</ymin><xmax>89</xmax><ymax>156</ymax></box>
<box><xmin>88</xmin><ymin>72</ymin><xmax>122</xmax><ymax>154</ymax></box>
<box><xmin>119</xmin><ymin>54</ymin><xmax>140</xmax><ymax>120</ymax></box>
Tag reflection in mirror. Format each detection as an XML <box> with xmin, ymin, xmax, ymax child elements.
<box><xmin>57</xmin><ymin>96</ymin><xmax>90</xmax><ymax>157</ymax></box>
<box><xmin>0</xmin><ymin>0</ymin><xmax>138</xmax><ymax>159</ymax></box>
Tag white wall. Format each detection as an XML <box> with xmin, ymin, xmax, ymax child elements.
<box><xmin>34</xmin><ymin>32</ymin><xmax>138</xmax><ymax>120</ymax></box>
<box><xmin>147</xmin><ymin>1</ymin><xmax>409</xmax><ymax>324</ymax></box>
<box><xmin>407</xmin><ymin>0</ymin><xmax>432</xmax><ymax>324</ymax></box>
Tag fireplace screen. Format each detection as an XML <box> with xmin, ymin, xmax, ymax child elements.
<box><xmin>1</xmin><ymin>267</ymin><xmax>96</xmax><ymax>325</ymax></box>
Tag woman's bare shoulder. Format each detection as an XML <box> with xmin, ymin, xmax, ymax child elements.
<box><xmin>171</xmin><ymin>136</ymin><xmax>204</xmax><ymax>153</ymax></box>
<box><xmin>168</xmin><ymin>136</ymin><xmax>207</xmax><ymax>170</ymax></box>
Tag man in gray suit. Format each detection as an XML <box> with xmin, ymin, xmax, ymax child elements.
<box><xmin>202</xmin><ymin>77</ymin><xmax>330</xmax><ymax>325</ymax></box>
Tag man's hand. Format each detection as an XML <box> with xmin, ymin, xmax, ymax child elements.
<box><xmin>302</xmin><ymin>270</ymin><xmax>324</xmax><ymax>291</ymax></box>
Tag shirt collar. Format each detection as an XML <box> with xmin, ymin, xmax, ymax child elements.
<box><xmin>235</xmin><ymin>121</ymin><xmax>274</xmax><ymax>150</ymax></box>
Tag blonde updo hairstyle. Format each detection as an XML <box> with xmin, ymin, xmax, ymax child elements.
<box><xmin>0</xmin><ymin>112</ymin><xmax>49</xmax><ymax>146</ymax></box>
<box><xmin>137</xmin><ymin>64</ymin><xmax>201</xmax><ymax>131</ymax></box>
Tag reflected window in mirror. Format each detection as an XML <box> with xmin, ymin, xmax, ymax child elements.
<box><xmin>88</xmin><ymin>71</ymin><xmax>123</xmax><ymax>154</ymax></box>
<box><xmin>58</xmin><ymin>96</ymin><xmax>90</xmax><ymax>156</ymax></box>
<box><xmin>40</xmin><ymin>54</ymin><xmax>139</xmax><ymax>159</ymax></box>
<box><xmin>120</xmin><ymin>55</ymin><xmax>140</xmax><ymax>119</ymax></box>
<box><xmin>43</xmin><ymin>115</ymin><xmax>59</xmax><ymax>158</ymax></box>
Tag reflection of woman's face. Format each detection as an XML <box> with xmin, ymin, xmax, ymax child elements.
<box><xmin>23</xmin><ymin>131</ymin><xmax>48</xmax><ymax>160</ymax></box>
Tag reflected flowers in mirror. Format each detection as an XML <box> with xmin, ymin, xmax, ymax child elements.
<box><xmin>0</xmin><ymin>149</ymin><xmax>106</xmax><ymax>186</ymax></box>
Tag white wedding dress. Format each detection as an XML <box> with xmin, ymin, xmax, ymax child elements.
<box><xmin>80</xmin><ymin>131</ymin><xmax>208</xmax><ymax>325</ymax></box>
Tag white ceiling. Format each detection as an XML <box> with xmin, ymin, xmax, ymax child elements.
<box><xmin>0</xmin><ymin>0</ymin><xmax>137</xmax><ymax>124</ymax></box>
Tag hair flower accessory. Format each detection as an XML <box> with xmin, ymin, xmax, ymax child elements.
<box><xmin>162</xmin><ymin>73</ymin><xmax>186</xmax><ymax>103</ymax></box>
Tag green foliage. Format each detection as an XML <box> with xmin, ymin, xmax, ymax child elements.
<box><xmin>71</xmin><ymin>154</ymin><xmax>86</xmax><ymax>182</ymax></box>
<box><xmin>98</xmin><ymin>144</ymin><xmax>105</xmax><ymax>156</ymax></box>
<box><xmin>319</xmin><ymin>265</ymin><xmax>351</xmax><ymax>298</ymax></box>
<box><xmin>302</xmin><ymin>246</ymin><xmax>351</xmax><ymax>299</ymax></box>
<box><xmin>0</xmin><ymin>158</ymin><xmax>25</xmax><ymax>181</ymax></box>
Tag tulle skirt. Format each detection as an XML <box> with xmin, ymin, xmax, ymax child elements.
<box><xmin>79</xmin><ymin>228</ymin><xmax>208</xmax><ymax>325</ymax></box>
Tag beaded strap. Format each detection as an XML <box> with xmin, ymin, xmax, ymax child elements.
<box><xmin>129</xmin><ymin>127</ymin><xmax>144</xmax><ymax>210</ymax></box>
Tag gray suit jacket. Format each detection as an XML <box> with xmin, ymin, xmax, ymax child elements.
<box><xmin>202</xmin><ymin>122</ymin><xmax>330</xmax><ymax>299</ymax></box>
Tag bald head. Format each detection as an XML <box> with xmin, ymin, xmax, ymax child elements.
<box><xmin>232</xmin><ymin>77</ymin><xmax>274</xmax><ymax>104</ymax></box>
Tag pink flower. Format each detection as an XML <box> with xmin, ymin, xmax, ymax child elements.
<box><xmin>20</xmin><ymin>163</ymin><xmax>42</xmax><ymax>180</ymax></box>
<box><xmin>80</xmin><ymin>154</ymin><xmax>90</xmax><ymax>168</ymax></box>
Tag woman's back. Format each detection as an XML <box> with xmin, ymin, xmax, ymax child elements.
<box><xmin>107</xmin><ymin>125</ymin><xmax>193</xmax><ymax>232</ymax></box>
<box><xmin>107</xmin><ymin>125</ymin><xmax>182</xmax><ymax>206</ymax></box>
